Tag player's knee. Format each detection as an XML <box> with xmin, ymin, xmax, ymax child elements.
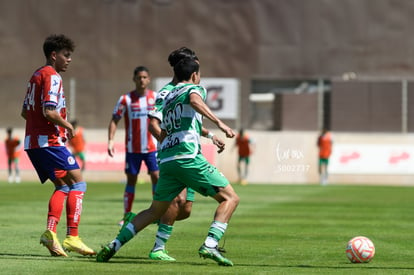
<box><xmin>176</xmin><ymin>210</ymin><xmax>191</xmax><ymax>221</ymax></box>
<box><xmin>183</xmin><ymin>204</ymin><xmax>192</xmax><ymax>218</ymax></box>
<box><xmin>175</xmin><ymin>202</ymin><xmax>192</xmax><ymax>221</ymax></box>
<box><xmin>176</xmin><ymin>212</ymin><xmax>189</xmax><ymax>221</ymax></box>
<box><xmin>174</xmin><ymin>194</ymin><xmax>188</xmax><ymax>207</ymax></box>
<box><xmin>231</xmin><ymin>193</ymin><xmax>240</xmax><ymax>207</ymax></box>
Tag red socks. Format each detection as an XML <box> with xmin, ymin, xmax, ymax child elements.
<box><xmin>47</xmin><ymin>182</ymin><xmax>87</xmax><ymax>236</ymax></box>
<box><xmin>124</xmin><ymin>191</ymin><xmax>135</xmax><ymax>214</ymax></box>
<box><xmin>66</xmin><ymin>190</ymin><xmax>84</xmax><ymax>236</ymax></box>
<box><xmin>47</xmin><ymin>189</ymin><xmax>68</xmax><ymax>233</ymax></box>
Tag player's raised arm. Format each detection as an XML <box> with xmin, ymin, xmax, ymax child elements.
<box><xmin>189</xmin><ymin>93</ymin><xmax>235</xmax><ymax>138</ymax></box>
<box><xmin>201</xmin><ymin>128</ymin><xmax>226</xmax><ymax>153</ymax></box>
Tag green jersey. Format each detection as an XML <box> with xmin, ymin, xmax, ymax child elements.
<box><xmin>158</xmin><ymin>82</ymin><xmax>207</xmax><ymax>164</ymax></box>
<box><xmin>148</xmin><ymin>81</ymin><xmax>175</xmax><ymax>122</ymax></box>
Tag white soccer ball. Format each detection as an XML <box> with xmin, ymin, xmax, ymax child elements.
<box><xmin>345</xmin><ymin>236</ymin><xmax>375</xmax><ymax>263</ymax></box>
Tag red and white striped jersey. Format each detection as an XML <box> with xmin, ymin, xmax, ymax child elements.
<box><xmin>22</xmin><ymin>66</ymin><xmax>67</xmax><ymax>149</ymax></box>
<box><xmin>112</xmin><ymin>90</ymin><xmax>157</xmax><ymax>153</ymax></box>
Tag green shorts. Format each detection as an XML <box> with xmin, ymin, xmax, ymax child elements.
<box><xmin>319</xmin><ymin>158</ymin><xmax>329</xmax><ymax>166</ymax></box>
<box><xmin>239</xmin><ymin>156</ymin><xmax>250</xmax><ymax>164</ymax></box>
<box><xmin>154</xmin><ymin>154</ymin><xmax>229</xmax><ymax>202</ymax></box>
<box><xmin>8</xmin><ymin>157</ymin><xmax>19</xmax><ymax>164</ymax></box>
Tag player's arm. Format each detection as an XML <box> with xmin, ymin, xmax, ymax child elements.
<box><xmin>159</xmin><ymin>129</ymin><xmax>167</xmax><ymax>143</ymax></box>
<box><xmin>43</xmin><ymin>106</ymin><xmax>75</xmax><ymax>139</ymax></box>
<box><xmin>201</xmin><ymin>128</ymin><xmax>225</xmax><ymax>154</ymax></box>
<box><xmin>148</xmin><ymin>117</ymin><xmax>162</xmax><ymax>141</ymax></box>
<box><xmin>248</xmin><ymin>138</ymin><xmax>255</xmax><ymax>154</ymax></box>
<box><xmin>21</xmin><ymin>108</ymin><xmax>27</xmax><ymax>120</ymax></box>
<box><xmin>150</xmin><ymin>106</ymin><xmax>227</xmax><ymax>152</ymax></box>
<box><xmin>108</xmin><ymin>115</ymin><xmax>120</xmax><ymax>157</ymax></box>
<box><xmin>189</xmin><ymin>93</ymin><xmax>235</xmax><ymax>138</ymax></box>
<box><xmin>21</xmin><ymin>99</ymin><xmax>28</xmax><ymax>120</ymax></box>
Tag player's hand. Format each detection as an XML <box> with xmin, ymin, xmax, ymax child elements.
<box><xmin>212</xmin><ymin>135</ymin><xmax>226</xmax><ymax>154</ymax></box>
<box><xmin>108</xmin><ymin>140</ymin><xmax>115</xmax><ymax>157</ymax></box>
<box><xmin>66</xmin><ymin>125</ymin><xmax>75</xmax><ymax>140</ymax></box>
<box><xmin>218</xmin><ymin>121</ymin><xmax>235</xmax><ymax>138</ymax></box>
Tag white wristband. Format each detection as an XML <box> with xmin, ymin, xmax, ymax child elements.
<box><xmin>207</xmin><ymin>132</ymin><xmax>215</xmax><ymax>139</ymax></box>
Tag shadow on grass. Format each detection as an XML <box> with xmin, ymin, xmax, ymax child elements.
<box><xmin>89</xmin><ymin>259</ymin><xmax>414</xmax><ymax>271</ymax></box>
<box><xmin>2</xmin><ymin>253</ymin><xmax>414</xmax><ymax>271</ymax></box>
<box><xmin>0</xmin><ymin>252</ymin><xmax>96</xmax><ymax>261</ymax></box>
<box><xmin>277</xmin><ymin>264</ymin><xmax>414</xmax><ymax>271</ymax></box>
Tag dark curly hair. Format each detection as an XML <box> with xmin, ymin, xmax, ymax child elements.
<box><xmin>43</xmin><ymin>34</ymin><xmax>75</xmax><ymax>58</ymax></box>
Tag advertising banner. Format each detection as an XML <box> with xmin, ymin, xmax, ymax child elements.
<box><xmin>330</xmin><ymin>144</ymin><xmax>414</xmax><ymax>174</ymax></box>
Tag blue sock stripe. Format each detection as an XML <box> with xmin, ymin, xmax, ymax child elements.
<box><xmin>125</xmin><ymin>185</ymin><xmax>135</xmax><ymax>193</ymax></box>
<box><xmin>70</xmin><ymin>181</ymin><xmax>87</xmax><ymax>192</ymax></box>
<box><xmin>56</xmin><ymin>185</ymin><xmax>70</xmax><ymax>193</ymax></box>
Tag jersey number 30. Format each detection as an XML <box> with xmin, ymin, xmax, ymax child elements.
<box><xmin>164</xmin><ymin>103</ymin><xmax>183</xmax><ymax>133</ymax></box>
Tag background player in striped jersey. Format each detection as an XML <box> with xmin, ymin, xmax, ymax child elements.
<box><xmin>107</xmin><ymin>66</ymin><xmax>159</xmax><ymax>223</ymax></box>
<box><xmin>97</xmin><ymin>57</ymin><xmax>239</xmax><ymax>266</ymax></box>
<box><xmin>21</xmin><ymin>34</ymin><xmax>95</xmax><ymax>257</ymax></box>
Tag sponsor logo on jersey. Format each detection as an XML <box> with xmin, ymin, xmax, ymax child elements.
<box><xmin>68</xmin><ymin>156</ymin><xmax>76</xmax><ymax>165</ymax></box>
<box><xmin>130</xmin><ymin>111</ymin><xmax>148</xmax><ymax>119</ymax></box>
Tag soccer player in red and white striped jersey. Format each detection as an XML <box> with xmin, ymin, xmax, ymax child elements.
<box><xmin>108</xmin><ymin>66</ymin><xmax>159</xmax><ymax>221</ymax></box>
<box><xmin>21</xmin><ymin>34</ymin><xmax>95</xmax><ymax>257</ymax></box>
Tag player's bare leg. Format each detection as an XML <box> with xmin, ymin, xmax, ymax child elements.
<box><xmin>199</xmin><ymin>184</ymin><xmax>239</xmax><ymax>266</ymax></box>
<box><xmin>149</xmin><ymin>189</ymin><xmax>191</xmax><ymax>261</ymax></box>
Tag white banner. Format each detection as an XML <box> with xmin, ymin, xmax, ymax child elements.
<box><xmin>330</xmin><ymin>144</ymin><xmax>414</xmax><ymax>174</ymax></box>
<box><xmin>155</xmin><ymin>77</ymin><xmax>239</xmax><ymax>119</ymax></box>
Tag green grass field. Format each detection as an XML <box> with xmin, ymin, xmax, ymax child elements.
<box><xmin>1</xmin><ymin>181</ymin><xmax>414</xmax><ymax>274</ymax></box>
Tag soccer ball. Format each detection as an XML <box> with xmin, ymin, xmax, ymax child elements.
<box><xmin>345</xmin><ymin>236</ymin><xmax>375</xmax><ymax>263</ymax></box>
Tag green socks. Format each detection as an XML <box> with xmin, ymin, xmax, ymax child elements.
<box><xmin>152</xmin><ymin>224</ymin><xmax>173</xmax><ymax>251</ymax></box>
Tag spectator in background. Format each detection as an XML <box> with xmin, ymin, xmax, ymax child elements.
<box><xmin>235</xmin><ymin>128</ymin><xmax>253</xmax><ymax>185</ymax></box>
<box><xmin>317</xmin><ymin>128</ymin><xmax>333</xmax><ymax>185</ymax></box>
<box><xmin>5</xmin><ymin>127</ymin><xmax>21</xmax><ymax>183</ymax></box>
<box><xmin>68</xmin><ymin>120</ymin><xmax>86</xmax><ymax>171</ymax></box>
<box><xmin>107</xmin><ymin>66</ymin><xmax>159</xmax><ymax>225</ymax></box>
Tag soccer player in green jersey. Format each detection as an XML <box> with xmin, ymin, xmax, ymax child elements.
<box><xmin>144</xmin><ymin>47</ymin><xmax>226</xmax><ymax>261</ymax></box>
<box><xmin>97</xmin><ymin>56</ymin><xmax>239</xmax><ymax>266</ymax></box>
<box><xmin>120</xmin><ymin>48</ymin><xmax>227</xmax><ymax>262</ymax></box>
